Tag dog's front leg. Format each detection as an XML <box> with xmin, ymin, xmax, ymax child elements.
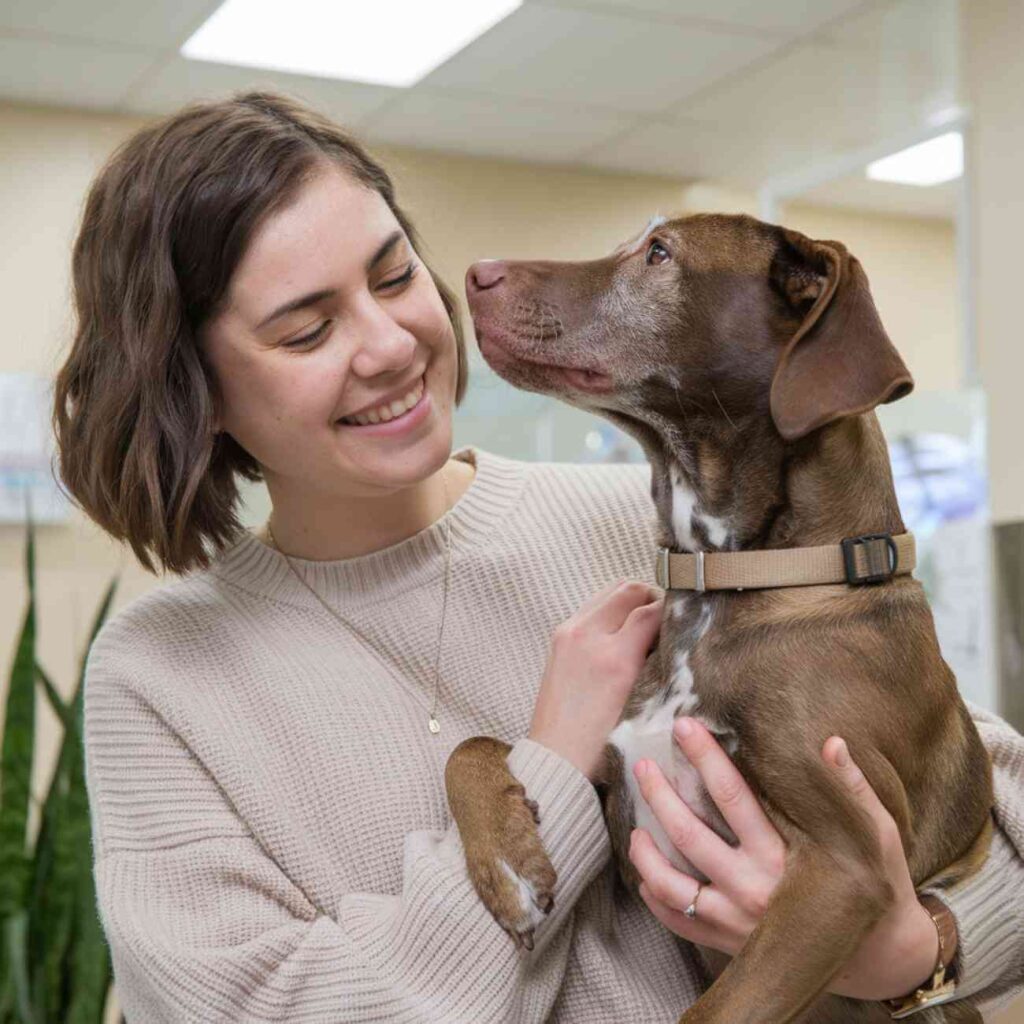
<box><xmin>445</xmin><ymin>736</ymin><xmax>556</xmax><ymax>951</ymax></box>
<box><xmin>678</xmin><ymin>836</ymin><xmax>891</xmax><ymax>1024</ymax></box>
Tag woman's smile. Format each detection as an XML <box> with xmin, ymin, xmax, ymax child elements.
<box><xmin>336</xmin><ymin>372</ymin><xmax>431</xmax><ymax>435</ymax></box>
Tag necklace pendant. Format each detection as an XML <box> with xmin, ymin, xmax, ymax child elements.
<box><xmin>428</xmin><ymin>716</ymin><xmax>441</xmax><ymax>734</ymax></box>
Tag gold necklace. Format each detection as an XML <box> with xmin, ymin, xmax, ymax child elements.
<box><xmin>266</xmin><ymin>470</ymin><xmax>453</xmax><ymax>735</ymax></box>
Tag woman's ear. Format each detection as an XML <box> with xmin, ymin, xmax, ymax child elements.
<box><xmin>768</xmin><ymin>228</ymin><xmax>914</xmax><ymax>442</ymax></box>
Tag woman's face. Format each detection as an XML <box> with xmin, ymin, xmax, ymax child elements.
<box><xmin>202</xmin><ymin>165</ymin><xmax>458</xmax><ymax>500</ymax></box>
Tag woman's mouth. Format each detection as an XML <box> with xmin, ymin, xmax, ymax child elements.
<box><xmin>335</xmin><ymin>374</ymin><xmax>431</xmax><ymax>435</ymax></box>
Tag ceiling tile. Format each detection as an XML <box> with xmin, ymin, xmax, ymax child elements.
<box><xmin>526</xmin><ymin>0</ymin><xmax>869</xmax><ymax>35</ymax></box>
<box><xmin>673</xmin><ymin>41</ymin><xmax>885</xmax><ymax>145</ymax></box>
<box><xmin>124</xmin><ymin>57</ymin><xmax>398</xmax><ymax>123</ymax></box>
<box><xmin>0</xmin><ymin>0</ymin><xmax>220</xmax><ymax>50</ymax></box>
<box><xmin>0</xmin><ymin>36</ymin><xmax>156</xmax><ymax>109</ymax></box>
<box><xmin>676</xmin><ymin>0</ymin><xmax>958</xmax><ymax>136</ymax></box>
<box><xmin>581</xmin><ymin>116</ymin><xmax>835</xmax><ymax>184</ymax></box>
<box><xmin>361</xmin><ymin>89</ymin><xmax>633</xmax><ymax>164</ymax></box>
<box><xmin>421</xmin><ymin>4</ymin><xmax>785</xmax><ymax>115</ymax></box>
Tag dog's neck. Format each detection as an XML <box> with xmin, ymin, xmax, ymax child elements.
<box><xmin>646</xmin><ymin>412</ymin><xmax>905</xmax><ymax>554</ymax></box>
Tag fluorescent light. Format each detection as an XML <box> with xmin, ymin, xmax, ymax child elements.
<box><xmin>181</xmin><ymin>0</ymin><xmax>522</xmax><ymax>88</ymax></box>
<box><xmin>866</xmin><ymin>132</ymin><xmax>963</xmax><ymax>187</ymax></box>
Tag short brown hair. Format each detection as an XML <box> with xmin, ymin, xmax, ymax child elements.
<box><xmin>53</xmin><ymin>91</ymin><xmax>468</xmax><ymax>577</ymax></box>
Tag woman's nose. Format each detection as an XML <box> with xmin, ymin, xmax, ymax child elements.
<box><xmin>348</xmin><ymin>301</ymin><xmax>417</xmax><ymax>379</ymax></box>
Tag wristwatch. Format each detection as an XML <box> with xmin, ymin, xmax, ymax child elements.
<box><xmin>884</xmin><ymin>894</ymin><xmax>959</xmax><ymax>1019</ymax></box>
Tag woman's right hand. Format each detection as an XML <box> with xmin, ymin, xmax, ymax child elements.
<box><xmin>529</xmin><ymin>580</ymin><xmax>664</xmax><ymax>781</ymax></box>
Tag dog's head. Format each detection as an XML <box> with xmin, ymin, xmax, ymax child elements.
<box><xmin>466</xmin><ymin>213</ymin><xmax>913</xmax><ymax>444</ymax></box>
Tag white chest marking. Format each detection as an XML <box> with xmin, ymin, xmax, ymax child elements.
<box><xmin>610</xmin><ymin>607</ymin><xmax>738</xmax><ymax>878</ymax></box>
<box><xmin>670</xmin><ymin>468</ymin><xmax>698</xmax><ymax>551</ymax></box>
<box><xmin>670</xmin><ymin>464</ymin><xmax>731</xmax><ymax>550</ymax></box>
<box><xmin>702</xmin><ymin>514</ymin><xmax>730</xmax><ymax>549</ymax></box>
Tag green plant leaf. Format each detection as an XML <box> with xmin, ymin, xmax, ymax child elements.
<box><xmin>33</xmin><ymin>667</ymin><xmax>70</xmax><ymax>735</ymax></box>
<box><xmin>0</xmin><ymin>518</ymin><xmax>36</xmax><ymax>1019</ymax></box>
<box><xmin>26</xmin><ymin>728</ymin><xmax>76</xmax><ymax>1019</ymax></box>
<box><xmin>0</xmin><ymin>603</ymin><xmax>36</xmax><ymax>910</ymax></box>
<box><xmin>66</xmin><ymin>577</ymin><xmax>118</xmax><ymax>1024</ymax></box>
<box><xmin>27</xmin><ymin>574</ymin><xmax>118</xmax><ymax>1021</ymax></box>
<box><xmin>3</xmin><ymin>910</ymin><xmax>35</xmax><ymax>1024</ymax></box>
<box><xmin>63</xmin><ymin>726</ymin><xmax>110</xmax><ymax>1024</ymax></box>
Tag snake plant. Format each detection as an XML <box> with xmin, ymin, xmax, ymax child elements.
<box><xmin>0</xmin><ymin>505</ymin><xmax>120</xmax><ymax>1023</ymax></box>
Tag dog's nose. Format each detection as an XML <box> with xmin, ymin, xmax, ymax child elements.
<box><xmin>467</xmin><ymin>260</ymin><xmax>507</xmax><ymax>293</ymax></box>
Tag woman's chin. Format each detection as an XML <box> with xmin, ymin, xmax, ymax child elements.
<box><xmin>339</xmin><ymin>419</ymin><xmax>453</xmax><ymax>489</ymax></box>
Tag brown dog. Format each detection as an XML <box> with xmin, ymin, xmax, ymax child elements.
<box><xmin>444</xmin><ymin>214</ymin><xmax>994</xmax><ymax>1024</ymax></box>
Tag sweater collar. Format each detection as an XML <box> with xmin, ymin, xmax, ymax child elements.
<box><xmin>208</xmin><ymin>447</ymin><xmax>527</xmax><ymax>612</ymax></box>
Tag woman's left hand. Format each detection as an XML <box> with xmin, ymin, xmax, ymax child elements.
<box><xmin>629</xmin><ymin>717</ymin><xmax>943</xmax><ymax>1001</ymax></box>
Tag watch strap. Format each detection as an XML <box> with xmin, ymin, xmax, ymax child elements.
<box><xmin>884</xmin><ymin>894</ymin><xmax>959</xmax><ymax>1019</ymax></box>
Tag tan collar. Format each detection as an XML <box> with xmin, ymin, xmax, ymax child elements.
<box><xmin>655</xmin><ymin>532</ymin><xmax>915</xmax><ymax>592</ymax></box>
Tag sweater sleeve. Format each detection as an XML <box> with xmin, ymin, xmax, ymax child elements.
<box><xmin>918</xmin><ymin>700</ymin><xmax>1024</xmax><ymax>1019</ymax></box>
<box><xmin>84</xmin><ymin>637</ymin><xmax>611</xmax><ymax>1024</ymax></box>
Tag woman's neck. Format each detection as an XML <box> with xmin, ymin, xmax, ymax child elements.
<box><xmin>257</xmin><ymin>456</ymin><xmax>476</xmax><ymax>560</ymax></box>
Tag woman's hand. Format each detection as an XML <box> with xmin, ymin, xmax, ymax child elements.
<box><xmin>629</xmin><ymin>718</ymin><xmax>944</xmax><ymax>1001</ymax></box>
<box><xmin>530</xmin><ymin>580</ymin><xmax>663</xmax><ymax>781</ymax></box>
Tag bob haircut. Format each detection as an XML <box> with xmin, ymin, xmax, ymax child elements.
<box><xmin>53</xmin><ymin>90</ymin><xmax>469</xmax><ymax>577</ymax></box>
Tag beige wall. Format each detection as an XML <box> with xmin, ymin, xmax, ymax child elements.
<box><xmin>965</xmin><ymin>1</ymin><xmax>1024</xmax><ymax>525</ymax></box>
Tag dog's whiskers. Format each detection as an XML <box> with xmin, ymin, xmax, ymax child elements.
<box><xmin>711</xmin><ymin>388</ymin><xmax>739</xmax><ymax>433</ymax></box>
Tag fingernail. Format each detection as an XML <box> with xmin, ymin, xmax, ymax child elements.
<box><xmin>675</xmin><ymin>717</ymin><xmax>693</xmax><ymax>740</ymax></box>
<box><xmin>635</xmin><ymin>760</ymin><xmax>649</xmax><ymax>779</ymax></box>
<box><xmin>835</xmin><ymin>739</ymin><xmax>850</xmax><ymax>768</ymax></box>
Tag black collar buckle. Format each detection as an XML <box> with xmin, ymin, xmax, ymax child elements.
<box><xmin>841</xmin><ymin>533</ymin><xmax>899</xmax><ymax>585</ymax></box>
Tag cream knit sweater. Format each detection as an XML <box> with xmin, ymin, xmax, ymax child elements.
<box><xmin>84</xmin><ymin>447</ymin><xmax>1024</xmax><ymax>1023</ymax></box>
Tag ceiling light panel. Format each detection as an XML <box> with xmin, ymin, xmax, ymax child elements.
<box><xmin>181</xmin><ymin>0</ymin><xmax>522</xmax><ymax>88</ymax></box>
<box><xmin>866</xmin><ymin>132</ymin><xmax>964</xmax><ymax>186</ymax></box>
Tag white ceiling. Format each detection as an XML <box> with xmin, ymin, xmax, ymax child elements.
<box><xmin>0</xmin><ymin>0</ymin><xmax>960</xmax><ymax>218</ymax></box>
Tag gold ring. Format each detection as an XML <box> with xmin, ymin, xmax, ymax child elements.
<box><xmin>684</xmin><ymin>882</ymin><xmax>704</xmax><ymax>920</ymax></box>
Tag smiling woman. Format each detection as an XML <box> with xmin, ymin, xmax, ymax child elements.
<box><xmin>53</xmin><ymin>91</ymin><xmax>468</xmax><ymax>574</ymax></box>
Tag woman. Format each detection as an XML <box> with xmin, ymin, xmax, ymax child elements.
<box><xmin>54</xmin><ymin>91</ymin><xmax>1024</xmax><ymax>1022</ymax></box>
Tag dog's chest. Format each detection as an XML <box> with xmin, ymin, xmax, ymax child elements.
<box><xmin>608</xmin><ymin>595</ymin><xmax>739</xmax><ymax>880</ymax></box>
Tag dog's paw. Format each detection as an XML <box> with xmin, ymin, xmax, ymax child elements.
<box><xmin>465</xmin><ymin>790</ymin><xmax>556</xmax><ymax>951</ymax></box>
<box><xmin>469</xmin><ymin>853</ymin><xmax>555</xmax><ymax>951</ymax></box>
<box><xmin>498</xmin><ymin>858</ymin><xmax>555</xmax><ymax>949</ymax></box>
<box><xmin>523</xmin><ymin>797</ymin><xmax>541</xmax><ymax>825</ymax></box>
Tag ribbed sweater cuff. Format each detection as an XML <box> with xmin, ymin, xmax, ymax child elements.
<box><xmin>921</xmin><ymin>822</ymin><xmax>1022</xmax><ymax>1004</ymax></box>
<box><xmin>505</xmin><ymin>738</ymin><xmax>611</xmax><ymax>929</ymax></box>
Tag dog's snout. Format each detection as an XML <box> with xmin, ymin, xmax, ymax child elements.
<box><xmin>467</xmin><ymin>260</ymin><xmax>507</xmax><ymax>293</ymax></box>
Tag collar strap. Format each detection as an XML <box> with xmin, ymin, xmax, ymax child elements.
<box><xmin>655</xmin><ymin>532</ymin><xmax>916</xmax><ymax>592</ymax></box>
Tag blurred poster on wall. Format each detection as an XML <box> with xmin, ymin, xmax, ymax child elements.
<box><xmin>0</xmin><ymin>372</ymin><xmax>70</xmax><ymax>524</ymax></box>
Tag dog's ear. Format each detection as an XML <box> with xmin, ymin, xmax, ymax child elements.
<box><xmin>768</xmin><ymin>227</ymin><xmax>914</xmax><ymax>442</ymax></box>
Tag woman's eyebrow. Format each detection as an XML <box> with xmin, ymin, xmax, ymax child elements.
<box><xmin>254</xmin><ymin>230</ymin><xmax>406</xmax><ymax>330</ymax></box>
<box><xmin>256</xmin><ymin>287</ymin><xmax>336</xmax><ymax>329</ymax></box>
<box><xmin>366</xmin><ymin>229</ymin><xmax>404</xmax><ymax>272</ymax></box>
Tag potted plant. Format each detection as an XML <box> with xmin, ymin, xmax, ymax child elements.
<box><xmin>0</xmin><ymin>502</ymin><xmax>120</xmax><ymax>1023</ymax></box>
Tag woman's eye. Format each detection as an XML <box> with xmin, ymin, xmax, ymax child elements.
<box><xmin>646</xmin><ymin>240</ymin><xmax>671</xmax><ymax>266</ymax></box>
<box><xmin>379</xmin><ymin>261</ymin><xmax>417</xmax><ymax>290</ymax></box>
<box><xmin>282</xmin><ymin>320</ymin><xmax>332</xmax><ymax>349</ymax></box>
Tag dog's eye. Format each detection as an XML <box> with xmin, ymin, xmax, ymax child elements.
<box><xmin>646</xmin><ymin>240</ymin><xmax>671</xmax><ymax>266</ymax></box>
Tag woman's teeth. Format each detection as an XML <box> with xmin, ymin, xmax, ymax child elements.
<box><xmin>340</xmin><ymin>376</ymin><xmax>425</xmax><ymax>426</ymax></box>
